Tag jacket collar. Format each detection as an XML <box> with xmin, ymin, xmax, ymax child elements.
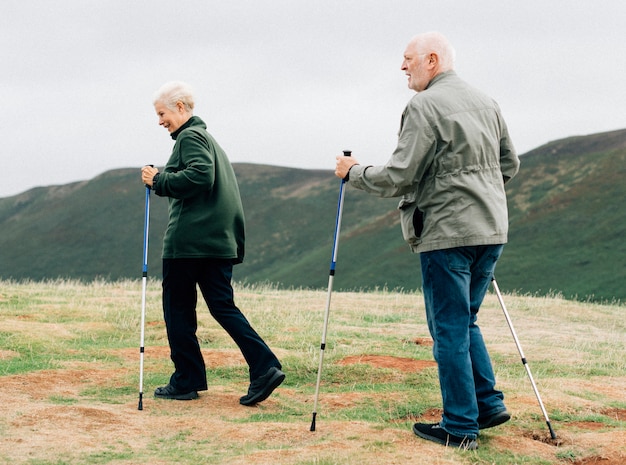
<box><xmin>425</xmin><ymin>70</ymin><xmax>456</xmax><ymax>90</ymax></box>
<box><xmin>171</xmin><ymin>116</ymin><xmax>205</xmax><ymax>140</ymax></box>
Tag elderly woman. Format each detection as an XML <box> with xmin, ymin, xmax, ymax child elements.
<box><xmin>141</xmin><ymin>81</ymin><xmax>284</xmax><ymax>405</ymax></box>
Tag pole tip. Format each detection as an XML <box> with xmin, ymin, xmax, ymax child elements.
<box><xmin>138</xmin><ymin>393</ymin><xmax>143</xmax><ymax>411</ymax></box>
<box><xmin>310</xmin><ymin>413</ymin><xmax>317</xmax><ymax>431</ymax></box>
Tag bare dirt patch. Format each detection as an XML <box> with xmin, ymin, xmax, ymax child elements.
<box><xmin>412</xmin><ymin>336</ymin><xmax>434</xmax><ymax>346</ymax></box>
<box><xmin>337</xmin><ymin>354</ymin><xmax>437</xmax><ymax>372</ymax></box>
<box><xmin>573</xmin><ymin>457</ymin><xmax>624</xmax><ymax>465</ymax></box>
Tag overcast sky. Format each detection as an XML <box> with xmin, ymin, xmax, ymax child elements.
<box><xmin>1</xmin><ymin>0</ymin><xmax>625</xmax><ymax>198</ymax></box>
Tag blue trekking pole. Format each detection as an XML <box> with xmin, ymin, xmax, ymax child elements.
<box><xmin>138</xmin><ymin>178</ymin><xmax>152</xmax><ymax>410</ymax></box>
<box><xmin>310</xmin><ymin>150</ymin><xmax>351</xmax><ymax>431</ymax></box>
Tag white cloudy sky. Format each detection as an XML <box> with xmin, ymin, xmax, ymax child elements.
<box><xmin>1</xmin><ymin>0</ymin><xmax>625</xmax><ymax>197</ymax></box>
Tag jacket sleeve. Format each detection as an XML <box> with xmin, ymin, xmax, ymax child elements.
<box><xmin>349</xmin><ymin>102</ymin><xmax>436</xmax><ymax>198</ymax></box>
<box><xmin>155</xmin><ymin>129</ymin><xmax>216</xmax><ymax>199</ymax></box>
<box><xmin>496</xmin><ymin>108</ymin><xmax>520</xmax><ymax>182</ymax></box>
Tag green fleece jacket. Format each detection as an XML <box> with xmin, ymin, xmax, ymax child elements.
<box><xmin>153</xmin><ymin>116</ymin><xmax>245</xmax><ymax>262</ymax></box>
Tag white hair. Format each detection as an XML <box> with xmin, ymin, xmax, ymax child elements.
<box><xmin>153</xmin><ymin>81</ymin><xmax>195</xmax><ymax>112</ymax></box>
<box><xmin>410</xmin><ymin>32</ymin><xmax>456</xmax><ymax>72</ymax></box>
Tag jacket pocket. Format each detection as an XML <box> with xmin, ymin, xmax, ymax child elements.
<box><xmin>398</xmin><ymin>192</ymin><xmax>423</xmax><ymax>247</ymax></box>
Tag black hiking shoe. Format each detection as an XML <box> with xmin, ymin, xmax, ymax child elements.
<box><xmin>478</xmin><ymin>410</ymin><xmax>511</xmax><ymax>430</ymax></box>
<box><xmin>412</xmin><ymin>423</ymin><xmax>478</xmax><ymax>450</ymax></box>
<box><xmin>154</xmin><ymin>383</ymin><xmax>198</xmax><ymax>400</ymax></box>
<box><xmin>239</xmin><ymin>367</ymin><xmax>285</xmax><ymax>406</ymax></box>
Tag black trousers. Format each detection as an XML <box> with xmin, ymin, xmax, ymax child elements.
<box><xmin>162</xmin><ymin>258</ymin><xmax>281</xmax><ymax>392</ymax></box>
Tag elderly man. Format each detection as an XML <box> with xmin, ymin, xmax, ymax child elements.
<box><xmin>141</xmin><ymin>81</ymin><xmax>284</xmax><ymax>406</ymax></box>
<box><xmin>336</xmin><ymin>32</ymin><xmax>520</xmax><ymax>450</ymax></box>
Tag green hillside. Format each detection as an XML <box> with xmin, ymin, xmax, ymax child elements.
<box><xmin>1</xmin><ymin>128</ymin><xmax>625</xmax><ymax>301</ymax></box>
<box><xmin>495</xmin><ymin>128</ymin><xmax>626</xmax><ymax>301</ymax></box>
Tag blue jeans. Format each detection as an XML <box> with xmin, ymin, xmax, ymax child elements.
<box><xmin>420</xmin><ymin>245</ymin><xmax>506</xmax><ymax>438</ymax></box>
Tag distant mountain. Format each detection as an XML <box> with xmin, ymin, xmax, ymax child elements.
<box><xmin>1</xmin><ymin>128</ymin><xmax>625</xmax><ymax>302</ymax></box>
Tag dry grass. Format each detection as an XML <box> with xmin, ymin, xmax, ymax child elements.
<box><xmin>0</xmin><ymin>280</ymin><xmax>624</xmax><ymax>464</ymax></box>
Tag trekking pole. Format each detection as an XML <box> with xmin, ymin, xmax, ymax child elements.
<box><xmin>310</xmin><ymin>150</ymin><xmax>351</xmax><ymax>432</ymax></box>
<box><xmin>491</xmin><ymin>277</ymin><xmax>557</xmax><ymax>439</ymax></box>
<box><xmin>138</xmin><ymin>179</ymin><xmax>152</xmax><ymax>410</ymax></box>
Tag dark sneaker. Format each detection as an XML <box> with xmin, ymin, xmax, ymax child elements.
<box><xmin>413</xmin><ymin>423</ymin><xmax>478</xmax><ymax>450</ymax></box>
<box><xmin>478</xmin><ymin>410</ymin><xmax>511</xmax><ymax>430</ymax></box>
<box><xmin>154</xmin><ymin>383</ymin><xmax>198</xmax><ymax>400</ymax></box>
<box><xmin>239</xmin><ymin>367</ymin><xmax>285</xmax><ymax>406</ymax></box>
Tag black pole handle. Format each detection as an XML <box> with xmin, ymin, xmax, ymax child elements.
<box><xmin>144</xmin><ymin>164</ymin><xmax>155</xmax><ymax>189</ymax></box>
<box><xmin>341</xmin><ymin>151</ymin><xmax>352</xmax><ymax>182</ymax></box>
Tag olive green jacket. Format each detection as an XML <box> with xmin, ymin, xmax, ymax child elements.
<box><xmin>153</xmin><ymin>116</ymin><xmax>245</xmax><ymax>262</ymax></box>
<box><xmin>348</xmin><ymin>71</ymin><xmax>520</xmax><ymax>253</ymax></box>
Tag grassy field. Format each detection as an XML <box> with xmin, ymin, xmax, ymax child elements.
<box><xmin>0</xmin><ymin>280</ymin><xmax>624</xmax><ymax>464</ymax></box>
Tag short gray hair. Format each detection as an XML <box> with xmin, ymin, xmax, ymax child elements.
<box><xmin>153</xmin><ymin>81</ymin><xmax>195</xmax><ymax>112</ymax></box>
<box><xmin>410</xmin><ymin>32</ymin><xmax>456</xmax><ymax>72</ymax></box>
